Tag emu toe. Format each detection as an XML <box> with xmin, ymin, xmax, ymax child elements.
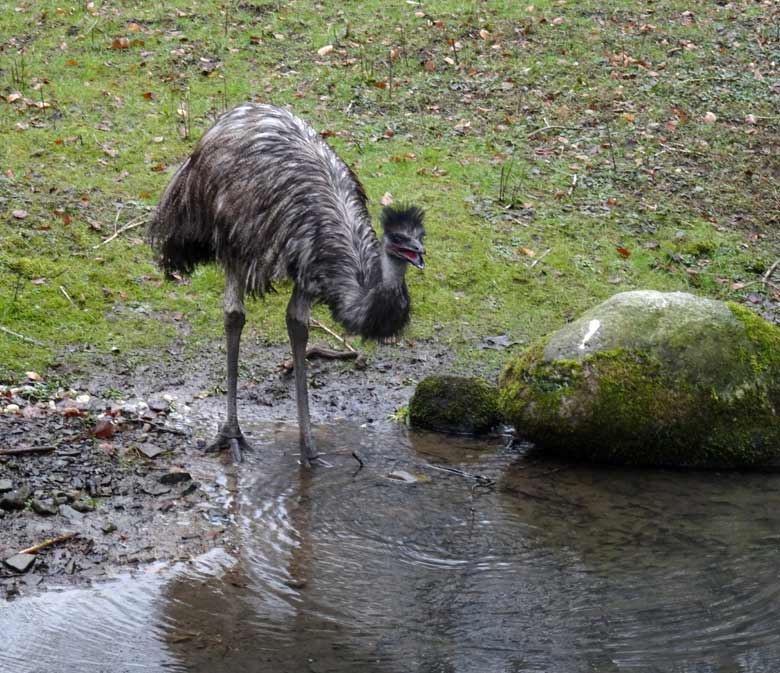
<box><xmin>205</xmin><ymin>424</ymin><xmax>252</xmax><ymax>462</ymax></box>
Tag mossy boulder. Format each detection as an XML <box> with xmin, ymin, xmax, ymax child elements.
<box><xmin>498</xmin><ymin>290</ymin><xmax>780</xmax><ymax>468</ymax></box>
<box><xmin>409</xmin><ymin>375</ymin><xmax>501</xmax><ymax>435</ymax></box>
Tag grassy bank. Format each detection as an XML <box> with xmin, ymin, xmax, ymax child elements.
<box><xmin>1</xmin><ymin>0</ymin><xmax>779</xmax><ymax>381</ymax></box>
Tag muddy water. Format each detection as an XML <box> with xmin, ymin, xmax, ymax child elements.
<box><xmin>3</xmin><ymin>422</ymin><xmax>780</xmax><ymax>673</ymax></box>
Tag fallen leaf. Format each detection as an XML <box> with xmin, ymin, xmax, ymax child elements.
<box><xmin>127</xmin><ymin>22</ymin><xmax>142</xmax><ymax>32</ymax></box>
<box><xmin>745</xmin><ymin>114</ymin><xmax>758</xmax><ymax>125</ymax></box>
<box><xmin>6</xmin><ymin>92</ymin><xmax>22</xmax><ymax>103</ymax></box>
<box><xmin>616</xmin><ymin>246</ymin><xmax>631</xmax><ymax>258</ymax></box>
<box><xmin>519</xmin><ymin>247</ymin><xmax>535</xmax><ymax>257</ymax></box>
<box><xmin>111</xmin><ymin>37</ymin><xmax>130</xmax><ymax>49</ymax></box>
<box><xmin>12</xmin><ymin>209</ymin><xmax>28</xmax><ymax>219</ymax></box>
<box><xmin>479</xmin><ymin>29</ymin><xmax>491</xmax><ymax>40</ymax></box>
<box><xmin>423</xmin><ymin>60</ymin><xmax>436</xmax><ymax>72</ymax></box>
<box><xmin>142</xmin><ymin>91</ymin><xmax>154</xmax><ymax>100</ymax></box>
<box><xmin>317</xmin><ymin>44</ymin><xmax>334</xmax><ymax>57</ymax></box>
<box><xmin>93</xmin><ymin>419</ymin><xmax>116</xmax><ymax>439</ymax></box>
<box><xmin>702</xmin><ymin>111</ymin><xmax>717</xmax><ymax>124</ymax></box>
<box><xmin>25</xmin><ymin>371</ymin><xmax>42</xmax><ymax>382</ymax></box>
<box><xmin>62</xmin><ymin>407</ymin><xmax>86</xmax><ymax>418</ymax></box>
<box><xmin>380</xmin><ymin>192</ymin><xmax>394</xmax><ymax>206</ymax></box>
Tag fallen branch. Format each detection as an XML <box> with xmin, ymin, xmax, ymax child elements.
<box><xmin>0</xmin><ymin>325</ymin><xmax>45</xmax><ymax>347</ymax></box>
<box><xmin>763</xmin><ymin>258</ymin><xmax>780</xmax><ymax>286</ymax></box>
<box><xmin>0</xmin><ymin>445</ymin><xmax>56</xmax><ymax>456</ymax></box>
<box><xmin>92</xmin><ymin>215</ymin><xmax>147</xmax><ymax>249</ymax></box>
<box><xmin>311</xmin><ymin>318</ymin><xmax>357</xmax><ymax>352</ymax></box>
<box><xmin>526</xmin><ymin>124</ymin><xmax>581</xmax><ymax>138</ymax></box>
<box><xmin>530</xmin><ymin>248</ymin><xmax>552</xmax><ymax>269</ymax></box>
<box><xmin>281</xmin><ymin>346</ymin><xmax>360</xmax><ymax>373</ymax></box>
<box><xmin>17</xmin><ymin>532</ymin><xmax>77</xmax><ymax>556</ymax></box>
<box><xmin>123</xmin><ymin>418</ymin><xmax>189</xmax><ymax>436</ymax></box>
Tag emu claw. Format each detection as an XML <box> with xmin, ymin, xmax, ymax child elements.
<box><xmin>205</xmin><ymin>426</ymin><xmax>252</xmax><ymax>462</ymax></box>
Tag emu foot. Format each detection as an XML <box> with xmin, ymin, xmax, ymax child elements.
<box><xmin>205</xmin><ymin>425</ymin><xmax>252</xmax><ymax>462</ymax></box>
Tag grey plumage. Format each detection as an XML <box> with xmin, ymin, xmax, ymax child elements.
<box><xmin>150</xmin><ymin>103</ymin><xmax>426</xmax><ymax>463</ymax></box>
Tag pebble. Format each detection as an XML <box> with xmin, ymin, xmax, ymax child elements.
<box><xmin>147</xmin><ymin>398</ymin><xmax>170</xmax><ymax>413</ymax></box>
<box><xmin>0</xmin><ymin>479</ymin><xmax>12</xmax><ymax>493</ymax></box>
<box><xmin>137</xmin><ymin>443</ymin><xmax>164</xmax><ymax>459</ymax></box>
<box><xmin>4</xmin><ymin>554</ymin><xmax>36</xmax><ymax>574</ymax></box>
<box><xmin>71</xmin><ymin>497</ymin><xmax>96</xmax><ymax>513</ymax></box>
<box><xmin>59</xmin><ymin>504</ymin><xmax>84</xmax><ymax>521</ymax></box>
<box><xmin>31</xmin><ymin>499</ymin><xmax>59</xmax><ymax>516</ymax></box>
<box><xmin>0</xmin><ymin>484</ymin><xmax>31</xmax><ymax>510</ymax></box>
<box><xmin>142</xmin><ymin>482</ymin><xmax>171</xmax><ymax>496</ymax></box>
<box><xmin>101</xmin><ymin>521</ymin><xmax>117</xmax><ymax>534</ymax></box>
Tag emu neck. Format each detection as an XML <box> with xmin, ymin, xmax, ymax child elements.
<box><xmin>379</xmin><ymin>249</ymin><xmax>409</xmax><ymax>287</ymax></box>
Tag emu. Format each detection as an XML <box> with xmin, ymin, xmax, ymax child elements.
<box><xmin>149</xmin><ymin>103</ymin><xmax>425</xmax><ymax>465</ymax></box>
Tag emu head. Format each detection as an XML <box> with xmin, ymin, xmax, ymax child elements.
<box><xmin>380</xmin><ymin>205</ymin><xmax>426</xmax><ymax>270</ymax></box>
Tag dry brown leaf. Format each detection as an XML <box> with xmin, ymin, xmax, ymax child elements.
<box><xmin>317</xmin><ymin>44</ymin><xmax>334</xmax><ymax>57</ymax></box>
<box><xmin>111</xmin><ymin>37</ymin><xmax>130</xmax><ymax>49</ymax></box>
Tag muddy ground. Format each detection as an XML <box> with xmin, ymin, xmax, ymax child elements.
<box><xmin>3</xmin><ymin>291</ymin><xmax>780</xmax><ymax>599</ymax></box>
<box><xmin>0</xmin><ymin>334</ymin><xmax>458</xmax><ymax>599</ymax></box>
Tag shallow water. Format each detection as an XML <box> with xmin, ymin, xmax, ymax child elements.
<box><xmin>3</xmin><ymin>422</ymin><xmax>780</xmax><ymax>673</ymax></box>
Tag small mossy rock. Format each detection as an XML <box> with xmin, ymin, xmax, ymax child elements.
<box><xmin>498</xmin><ymin>290</ymin><xmax>780</xmax><ymax>468</ymax></box>
<box><xmin>409</xmin><ymin>375</ymin><xmax>501</xmax><ymax>435</ymax></box>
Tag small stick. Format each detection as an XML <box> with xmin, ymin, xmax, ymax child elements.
<box><xmin>529</xmin><ymin>248</ymin><xmax>552</xmax><ymax>269</ymax></box>
<box><xmin>526</xmin><ymin>125</ymin><xmax>580</xmax><ymax>138</ymax></box>
<box><xmin>92</xmin><ymin>216</ymin><xmax>147</xmax><ymax>249</ymax></box>
<box><xmin>568</xmin><ymin>173</ymin><xmax>578</xmax><ymax>196</ymax></box>
<box><xmin>310</xmin><ymin>318</ymin><xmax>356</xmax><ymax>352</ymax></box>
<box><xmin>59</xmin><ymin>285</ymin><xmax>75</xmax><ymax>306</ymax></box>
<box><xmin>17</xmin><ymin>532</ymin><xmax>77</xmax><ymax>556</ymax></box>
<box><xmin>0</xmin><ymin>445</ymin><xmax>56</xmax><ymax>456</ymax></box>
<box><xmin>763</xmin><ymin>258</ymin><xmax>780</xmax><ymax>285</ymax></box>
<box><xmin>0</xmin><ymin>325</ymin><xmax>45</xmax><ymax>347</ymax></box>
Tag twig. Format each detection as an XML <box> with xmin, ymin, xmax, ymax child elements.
<box><xmin>0</xmin><ymin>325</ymin><xmax>45</xmax><ymax>347</ymax></box>
<box><xmin>59</xmin><ymin>285</ymin><xmax>75</xmax><ymax>306</ymax></box>
<box><xmin>763</xmin><ymin>258</ymin><xmax>780</xmax><ymax>285</ymax></box>
<box><xmin>0</xmin><ymin>445</ymin><xmax>56</xmax><ymax>456</ymax></box>
<box><xmin>529</xmin><ymin>248</ymin><xmax>552</xmax><ymax>269</ymax></box>
<box><xmin>568</xmin><ymin>173</ymin><xmax>578</xmax><ymax>196</ymax></box>
<box><xmin>92</xmin><ymin>216</ymin><xmax>147</xmax><ymax>249</ymax></box>
<box><xmin>526</xmin><ymin>124</ymin><xmax>580</xmax><ymax>138</ymax></box>
<box><xmin>123</xmin><ymin>418</ymin><xmax>189</xmax><ymax>436</ymax></box>
<box><xmin>421</xmin><ymin>462</ymin><xmax>496</xmax><ymax>488</ymax></box>
<box><xmin>310</xmin><ymin>318</ymin><xmax>356</xmax><ymax>353</ymax></box>
<box><xmin>17</xmin><ymin>532</ymin><xmax>77</xmax><ymax>556</ymax></box>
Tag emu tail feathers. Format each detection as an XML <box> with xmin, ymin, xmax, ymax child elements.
<box><xmin>148</xmin><ymin>158</ymin><xmax>216</xmax><ymax>277</ymax></box>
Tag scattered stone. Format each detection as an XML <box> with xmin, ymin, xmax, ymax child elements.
<box><xmin>59</xmin><ymin>504</ymin><xmax>84</xmax><ymax>521</ymax></box>
<box><xmin>137</xmin><ymin>442</ymin><xmax>164</xmax><ymax>459</ymax></box>
<box><xmin>147</xmin><ymin>398</ymin><xmax>170</xmax><ymax>413</ymax></box>
<box><xmin>1</xmin><ymin>484</ymin><xmax>32</xmax><ymax>510</ymax></box>
<box><xmin>31</xmin><ymin>499</ymin><xmax>59</xmax><ymax>516</ymax></box>
<box><xmin>4</xmin><ymin>554</ymin><xmax>36</xmax><ymax>574</ymax></box>
<box><xmin>71</xmin><ymin>497</ymin><xmax>96</xmax><ymax>513</ymax></box>
<box><xmin>409</xmin><ymin>375</ymin><xmax>502</xmax><ymax>435</ymax></box>
<box><xmin>101</xmin><ymin>521</ymin><xmax>117</xmax><ymax>534</ymax></box>
<box><xmin>159</xmin><ymin>470</ymin><xmax>191</xmax><ymax>485</ymax></box>
<box><xmin>0</xmin><ymin>479</ymin><xmax>13</xmax><ymax>493</ymax></box>
<box><xmin>142</xmin><ymin>482</ymin><xmax>171</xmax><ymax>497</ymax></box>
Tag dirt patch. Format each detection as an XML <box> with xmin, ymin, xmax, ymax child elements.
<box><xmin>0</xmin><ymin>336</ymin><xmax>463</xmax><ymax>599</ymax></box>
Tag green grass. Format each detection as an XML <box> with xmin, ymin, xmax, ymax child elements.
<box><xmin>2</xmin><ymin>0</ymin><xmax>779</xmax><ymax>380</ymax></box>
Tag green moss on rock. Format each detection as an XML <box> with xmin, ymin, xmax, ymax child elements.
<box><xmin>409</xmin><ymin>375</ymin><xmax>501</xmax><ymax>435</ymax></box>
<box><xmin>499</xmin><ymin>291</ymin><xmax>780</xmax><ymax>468</ymax></box>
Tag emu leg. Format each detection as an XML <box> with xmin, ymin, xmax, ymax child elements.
<box><xmin>286</xmin><ymin>289</ymin><xmax>318</xmax><ymax>465</ymax></box>
<box><xmin>206</xmin><ymin>274</ymin><xmax>251</xmax><ymax>461</ymax></box>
